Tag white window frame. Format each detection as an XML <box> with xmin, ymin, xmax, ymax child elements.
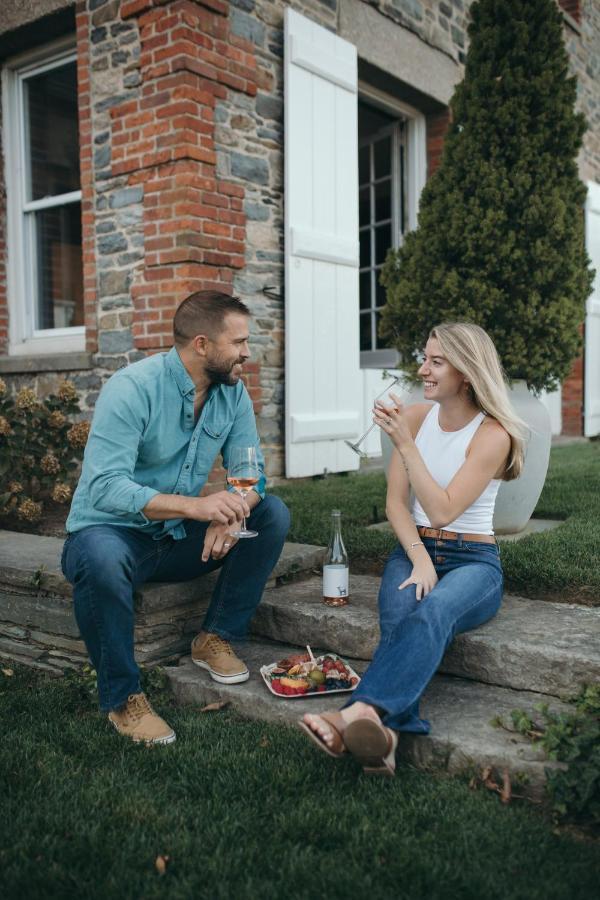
<box><xmin>3</xmin><ymin>37</ymin><xmax>84</xmax><ymax>356</ymax></box>
<box><xmin>358</xmin><ymin>83</ymin><xmax>426</xmax><ymax>369</ymax></box>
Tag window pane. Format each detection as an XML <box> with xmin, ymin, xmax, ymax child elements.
<box><xmin>360</xmin><ymin>271</ymin><xmax>371</xmax><ymax>311</ymax></box>
<box><xmin>374</xmin><ymin>179</ymin><xmax>391</xmax><ymax>223</ymax></box>
<box><xmin>376</xmin><ymin>275</ymin><xmax>387</xmax><ymax>309</ymax></box>
<box><xmin>374</xmin><ymin>137</ymin><xmax>391</xmax><ymax>180</ymax></box>
<box><xmin>375</xmin><ymin>310</ymin><xmax>386</xmax><ymax>350</ymax></box>
<box><xmin>360</xmin><ymin>312</ymin><xmax>372</xmax><ymax>352</ymax></box>
<box><xmin>359</xmin><ymin>187</ymin><xmax>370</xmax><ymax>226</ymax></box>
<box><xmin>25</xmin><ymin>61</ymin><xmax>80</xmax><ymax>201</ymax></box>
<box><xmin>375</xmin><ymin>223</ymin><xmax>392</xmax><ymax>266</ymax></box>
<box><xmin>358</xmin><ymin>145</ymin><xmax>369</xmax><ymax>186</ymax></box>
<box><xmin>359</xmin><ymin>228</ymin><xmax>371</xmax><ymax>269</ymax></box>
<box><xmin>33</xmin><ymin>202</ymin><xmax>83</xmax><ymax>330</ymax></box>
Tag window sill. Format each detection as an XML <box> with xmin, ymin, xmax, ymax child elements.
<box><xmin>360</xmin><ymin>349</ymin><xmax>400</xmax><ymax>369</ymax></box>
<box><xmin>0</xmin><ymin>352</ymin><xmax>94</xmax><ymax>375</ymax></box>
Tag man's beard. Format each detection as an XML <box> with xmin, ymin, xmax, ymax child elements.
<box><xmin>205</xmin><ymin>358</ymin><xmax>243</xmax><ymax>386</ymax></box>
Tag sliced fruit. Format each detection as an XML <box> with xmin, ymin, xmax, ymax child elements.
<box><xmin>280</xmin><ymin>676</ymin><xmax>310</xmax><ymax>689</ymax></box>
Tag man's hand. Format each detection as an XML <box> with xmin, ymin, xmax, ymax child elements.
<box><xmin>191</xmin><ymin>490</ymin><xmax>249</xmax><ymax>525</ymax></box>
<box><xmin>202</xmin><ymin>522</ymin><xmax>239</xmax><ymax>562</ymax></box>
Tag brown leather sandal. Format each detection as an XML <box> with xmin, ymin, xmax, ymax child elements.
<box><xmin>343</xmin><ymin>717</ymin><xmax>398</xmax><ymax>776</ymax></box>
<box><xmin>297</xmin><ymin>711</ymin><xmax>349</xmax><ymax>759</ymax></box>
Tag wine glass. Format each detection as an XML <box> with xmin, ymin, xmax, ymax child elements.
<box><xmin>344</xmin><ymin>376</ymin><xmax>403</xmax><ymax>458</ymax></box>
<box><xmin>227</xmin><ymin>446</ymin><xmax>260</xmax><ymax>538</ymax></box>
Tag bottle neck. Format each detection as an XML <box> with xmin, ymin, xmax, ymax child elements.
<box><xmin>330</xmin><ymin>516</ymin><xmax>342</xmax><ymax>542</ymax></box>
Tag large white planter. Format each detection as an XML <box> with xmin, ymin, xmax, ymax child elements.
<box><xmin>493</xmin><ymin>381</ymin><xmax>551</xmax><ymax>534</ymax></box>
<box><xmin>380</xmin><ymin>380</ymin><xmax>551</xmax><ymax>535</ymax></box>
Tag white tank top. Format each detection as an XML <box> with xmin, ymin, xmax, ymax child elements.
<box><xmin>411</xmin><ymin>404</ymin><xmax>502</xmax><ymax>535</ymax></box>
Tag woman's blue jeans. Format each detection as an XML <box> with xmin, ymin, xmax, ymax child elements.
<box><xmin>345</xmin><ymin>536</ymin><xmax>503</xmax><ymax>733</ymax></box>
<box><xmin>61</xmin><ymin>495</ymin><xmax>290</xmax><ymax>712</ymax></box>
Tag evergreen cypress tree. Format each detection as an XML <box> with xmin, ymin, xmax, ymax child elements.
<box><xmin>380</xmin><ymin>0</ymin><xmax>594</xmax><ymax>392</ymax></box>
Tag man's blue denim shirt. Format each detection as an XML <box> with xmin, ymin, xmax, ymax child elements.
<box><xmin>66</xmin><ymin>346</ymin><xmax>266</xmax><ymax>540</ymax></box>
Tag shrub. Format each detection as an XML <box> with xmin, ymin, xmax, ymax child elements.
<box><xmin>380</xmin><ymin>0</ymin><xmax>594</xmax><ymax>393</ymax></box>
<box><xmin>0</xmin><ymin>378</ymin><xmax>89</xmax><ymax>522</ymax></box>
<box><xmin>510</xmin><ymin>684</ymin><xmax>600</xmax><ymax>827</ymax></box>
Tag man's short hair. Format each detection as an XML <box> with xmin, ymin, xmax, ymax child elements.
<box><xmin>173</xmin><ymin>291</ymin><xmax>250</xmax><ymax>346</ymax></box>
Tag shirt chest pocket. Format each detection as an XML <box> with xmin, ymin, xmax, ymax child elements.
<box><xmin>194</xmin><ymin>419</ymin><xmax>233</xmax><ymax>475</ymax></box>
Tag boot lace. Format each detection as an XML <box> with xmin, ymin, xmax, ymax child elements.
<box><xmin>126</xmin><ymin>692</ymin><xmax>154</xmax><ymax>722</ymax></box>
<box><xmin>206</xmin><ymin>634</ymin><xmax>234</xmax><ymax>656</ymax></box>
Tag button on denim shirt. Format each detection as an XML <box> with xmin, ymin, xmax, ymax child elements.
<box><xmin>66</xmin><ymin>347</ymin><xmax>266</xmax><ymax>540</ymax></box>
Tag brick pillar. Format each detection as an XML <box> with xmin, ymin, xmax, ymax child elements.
<box><xmin>426</xmin><ymin>107</ymin><xmax>451</xmax><ymax>178</ymax></box>
<box><xmin>115</xmin><ymin>0</ymin><xmax>258</xmax><ymax>355</ymax></box>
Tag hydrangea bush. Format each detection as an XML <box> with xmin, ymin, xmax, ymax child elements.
<box><xmin>0</xmin><ymin>378</ymin><xmax>89</xmax><ymax>522</ymax></box>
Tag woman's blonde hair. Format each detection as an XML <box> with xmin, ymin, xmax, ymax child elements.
<box><xmin>429</xmin><ymin>323</ymin><xmax>527</xmax><ymax>481</ymax></box>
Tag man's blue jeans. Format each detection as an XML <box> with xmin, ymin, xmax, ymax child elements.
<box><xmin>61</xmin><ymin>495</ymin><xmax>290</xmax><ymax>712</ymax></box>
<box><xmin>345</xmin><ymin>536</ymin><xmax>503</xmax><ymax>733</ymax></box>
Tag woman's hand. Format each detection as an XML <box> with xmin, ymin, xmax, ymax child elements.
<box><xmin>373</xmin><ymin>391</ymin><xmax>413</xmax><ymax>452</ymax></box>
<box><xmin>398</xmin><ymin>552</ymin><xmax>438</xmax><ymax>602</ymax></box>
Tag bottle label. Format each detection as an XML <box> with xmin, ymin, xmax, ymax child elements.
<box><xmin>323</xmin><ymin>565</ymin><xmax>349</xmax><ymax>598</ymax></box>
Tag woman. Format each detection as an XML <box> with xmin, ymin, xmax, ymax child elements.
<box><xmin>299</xmin><ymin>323</ymin><xmax>526</xmax><ymax>776</ymax></box>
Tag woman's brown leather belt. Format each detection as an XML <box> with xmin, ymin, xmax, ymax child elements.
<box><xmin>417</xmin><ymin>526</ymin><xmax>496</xmax><ymax>544</ymax></box>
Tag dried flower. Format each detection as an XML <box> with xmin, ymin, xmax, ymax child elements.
<box><xmin>67</xmin><ymin>420</ymin><xmax>90</xmax><ymax>448</ymax></box>
<box><xmin>48</xmin><ymin>410</ymin><xmax>67</xmax><ymax>429</ymax></box>
<box><xmin>7</xmin><ymin>481</ymin><xmax>23</xmax><ymax>494</ymax></box>
<box><xmin>0</xmin><ymin>416</ymin><xmax>12</xmax><ymax>436</ymax></box>
<box><xmin>15</xmin><ymin>388</ymin><xmax>38</xmax><ymax>411</ymax></box>
<box><xmin>51</xmin><ymin>482</ymin><xmax>72</xmax><ymax>504</ymax></box>
<box><xmin>17</xmin><ymin>498</ymin><xmax>43</xmax><ymax>522</ymax></box>
<box><xmin>57</xmin><ymin>381</ymin><xmax>78</xmax><ymax>403</ymax></box>
<box><xmin>22</xmin><ymin>454</ymin><xmax>35</xmax><ymax>469</ymax></box>
<box><xmin>0</xmin><ymin>378</ymin><xmax>6</xmax><ymax>396</ymax></box>
<box><xmin>40</xmin><ymin>453</ymin><xmax>61</xmax><ymax>475</ymax></box>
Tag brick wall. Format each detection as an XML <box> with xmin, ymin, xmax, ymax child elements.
<box><xmin>426</xmin><ymin>108</ymin><xmax>451</xmax><ymax>177</ymax></box>
<box><xmin>559</xmin><ymin>0</ymin><xmax>581</xmax><ymax>24</ymax></box>
<box><xmin>561</xmin><ymin>350</ymin><xmax>584</xmax><ymax>435</ymax></box>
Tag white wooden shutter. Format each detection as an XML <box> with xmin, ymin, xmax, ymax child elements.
<box><xmin>284</xmin><ymin>8</ymin><xmax>361</xmax><ymax>477</ymax></box>
<box><xmin>585</xmin><ymin>181</ymin><xmax>600</xmax><ymax>437</ymax></box>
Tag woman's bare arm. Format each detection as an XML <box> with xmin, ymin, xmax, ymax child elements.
<box><xmin>385</xmin><ymin>405</ymin><xmax>438</xmax><ymax>600</ymax></box>
<box><xmin>379</xmin><ymin>400</ymin><xmax>510</xmax><ymax>530</ymax></box>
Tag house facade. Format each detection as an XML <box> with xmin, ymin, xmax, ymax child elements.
<box><xmin>0</xmin><ymin>0</ymin><xmax>599</xmax><ymax>483</ymax></box>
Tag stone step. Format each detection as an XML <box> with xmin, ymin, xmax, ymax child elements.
<box><xmin>251</xmin><ymin>575</ymin><xmax>600</xmax><ymax>699</ymax></box>
<box><xmin>0</xmin><ymin>530</ymin><xmax>324</xmax><ymax>597</ymax></box>
<box><xmin>0</xmin><ymin>530</ymin><xmax>325</xmax><ymax>671</ymax></box>
<box><xmin>165</xmin><ymin>638</ymin><xmax>569</xmax><ymax>801</ymax></box>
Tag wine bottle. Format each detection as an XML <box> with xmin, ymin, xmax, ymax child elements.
<box><xmin>322</xmin><ymin>509</ymin><xmax>349</xmax><ymax>607</ymax></box>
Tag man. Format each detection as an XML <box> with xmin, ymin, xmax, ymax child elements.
<box><xmin>62</xmin><ymin>291</ymin><xmax>290</xmax><ymax>745</ymax></box>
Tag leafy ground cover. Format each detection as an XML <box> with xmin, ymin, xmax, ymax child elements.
<box><xmin>271</xmin><ymin>443</ymin><xmax>600</xmax><ymax>605</ymax></box>
<box><xmin>2</xmin><ymin>666</ymin><xmax>599</xmax><ymax>900</ymax></box>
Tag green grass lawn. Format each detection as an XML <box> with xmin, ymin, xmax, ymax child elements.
<box><xmin>2</xmin><ymin>667</ymin><xmax>599</xmax><ymax>900</ymax></box>
<box><xmin>271</xmin><ymin>443</ymin><xmax>600</xmax><ymax>604</ymax></box>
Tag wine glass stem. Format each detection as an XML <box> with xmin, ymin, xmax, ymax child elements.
<box><xmin>240</xmin><ymin>490</ymin><xmax>247</xmax><ymax>531</ymax></box>
<box><xmin>354</xmin><ymin>377</ymin><xmax>402</xmax><ymax>448</ymax></box>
